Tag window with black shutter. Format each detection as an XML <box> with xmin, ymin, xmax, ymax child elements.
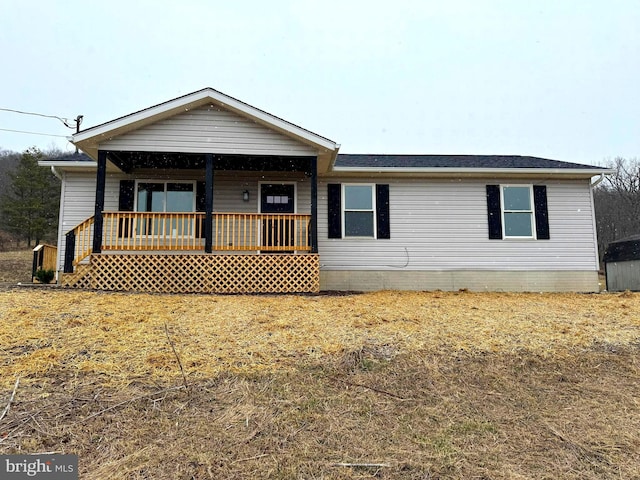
<box><xmin>327</xmin><ymin>183</ymin><xmax>390</xmax><ymax>239</ymax></box>
<box><xmin>486</xmin><ymin>184</ymin><xmax>550</xmax><ymax>240</ymax></box>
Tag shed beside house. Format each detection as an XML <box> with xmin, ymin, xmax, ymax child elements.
<box><xmin>603</xmin><ymin>236</ymin><xmax>640</xmax><ymax>291</ymax></box>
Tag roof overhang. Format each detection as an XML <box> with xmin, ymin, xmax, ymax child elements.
<box><xmin>38</xmin><ymin>160</ymin><xmax>121</xmax><ymax>173</ymax></box>
<box><xmin>39</xmin><ymin>161</ymin><xmax>614</xmax><ymax>179</ymax></box>
<box><xmin>325</xmin><ymin>166</ymin><xmax>615</xmax><ymax>179</ymax></box>
<box><xmin>72</xmin><ymin>87</ymin><xmax>340</xmax><ymax>173</ymax></box>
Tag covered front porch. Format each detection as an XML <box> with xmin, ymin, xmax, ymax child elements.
<box><xmin>62</xmin><ymin>211</ymin><xmax>319</xmax><ymax>293</ymax></box>
<box><xmin>52</xmin><ymin>88</ymin><xmax>340</xmax><ymax>293</ymax></box>
<box><xmin>60</xmin><ymin>151</ymin><xmax>322</xmax><ymax>293</ymax></box>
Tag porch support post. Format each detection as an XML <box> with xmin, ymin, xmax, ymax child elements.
<box><xmin>92</xmin><ymin>150</ymin><xmax>107</xmax><ymax>254</ymax></box>
<box><xmin>310</xmin><ymin>157</ymin><xmax>318</xmax><ymax>254</ymax></box>
<box><xmin>204</xmin><ymin>153</ymin><xmax>214</xmax><ymax>253</ymax></box>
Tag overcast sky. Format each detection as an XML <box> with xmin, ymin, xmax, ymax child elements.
<box><xmin>1</xmin><ymin>0</ymin><xmax>638</xmax><ymax>166</ymax></box>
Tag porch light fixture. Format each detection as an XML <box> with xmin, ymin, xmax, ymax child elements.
<box><xmin>242</xmin><ymin>190</ymin><xmax>250</xmax><ymax>202</ymax></box>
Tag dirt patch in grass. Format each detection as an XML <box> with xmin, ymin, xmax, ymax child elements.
<box><xmin>0</xmin><ymin>250</ymin><xmax>32</xmax><ymax>283</ymax></box>
<box><xmin>0</xmin><ymin>290</ymin><xmax>639</xmax><ymax>478</ymax></box>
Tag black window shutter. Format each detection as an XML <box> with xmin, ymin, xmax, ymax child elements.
<box><xmin>196</xmin><ymin>181</ymin><xmax>206</xmax><ymax>212</ymax></box>
<box><xmin>118</xmin><ymin>180</ymin><xmax>135</xmax><ymax>211</ymax></box>
<box><xmin>376</xmin><ymin>184</ymin><xmax>390</xmax><ymax>239</ymax></box>
<box><xmin>533</xmin><ymin>185</ymin><xmax>550</xmax><ymax>240</ymax></box>
<box><xmin>118</xmin><ymin>180</ymin><xmax>135</xmax><ymax>238</ymax></box>
<box><xmin>486</xmin><ymin>185</ymin><xmax>503</xmax><ymax>240</ymax></box>
<box><xmin>327</xmin><ymin>184</ymin><xmax>342</xmax><ymax>239</ymax></box>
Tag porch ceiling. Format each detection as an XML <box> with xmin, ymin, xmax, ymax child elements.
<box><xmin>107</xmin><ymin>151</ymin><xmax>317</xmax><ymax>174</ymax></box>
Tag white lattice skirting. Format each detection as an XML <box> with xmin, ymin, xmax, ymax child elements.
<box><xmin>64</xmin><ymin>254</ymin><xmax>320</xmax><ymax>294</ymax></box>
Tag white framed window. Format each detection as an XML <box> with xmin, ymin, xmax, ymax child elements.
<box><xmin>134</xmin><ymin>180</ymin><xmax>196</xmax><ymax>213</ymax></box>
<box><xmin>342</xmin><ymin>184</ymin><xmax>376</xmax><ymax>238</ymax></box>
<box><xmin>500</xmin><ymin>185</ymin><xmax>535</xmax><ymax>238</ymax></box>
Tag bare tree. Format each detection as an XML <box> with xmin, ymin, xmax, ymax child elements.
<box><xmin>594</xmin><ymin>157</ymin><xmax>640</xmax><ymax>262</ymax></box>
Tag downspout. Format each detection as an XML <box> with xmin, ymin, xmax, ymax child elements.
<box><xmin>589</xmin><ymin>173</ymin><xmax>605</xmax><ymax>289</ymax></box>
<box><xmin>590</xmin><ymin>173</ymin><xmax>605</xmax><ymax>188</ymax></box>
<box><xmin>50</xmin><ymin>165</ymin><xmax>62</xmax><ymax>180</ymax></box>
<box><xmin>54</xmin><ymin>169</ymin><xmax>66</xmax><ymax>283</ymax></box>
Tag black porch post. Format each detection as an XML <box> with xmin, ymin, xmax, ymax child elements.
<box><xmin>310</xmin><ymin>157</ymin><xmax>318</xmax><ymax>254</ymax></box>
<box><xmin>204</xmin><ymin>153</ymin><xmax>214</xmax><ymax>253</ymax></box>
<box><xmin>92</xmin><ymin>150</ymin><xmax>107</xmax><ymax>254</ymax></box>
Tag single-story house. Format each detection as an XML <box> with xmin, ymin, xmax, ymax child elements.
<box><xmin>40</xmin><ymin>87</ymin><xmax>611</xmax><ymax>293</ymax></box>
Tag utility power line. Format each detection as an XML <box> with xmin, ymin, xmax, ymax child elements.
<box><xmin>0</xmin><ymin>107</ymin><xmax>81</xmax><ymax>130</ymax></box>
<box><xmin>0</xmin><ymin>127</ymin><xmax>69</xmax><ymax>138</ymax></box>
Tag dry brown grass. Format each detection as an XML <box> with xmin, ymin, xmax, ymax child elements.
<box><xmin>0</xmin><ymin>249</ymin><xmax>32</xmax><ymax>283</ymax></box>
<box><xmin>0</xmin><ymin>289</ymin><xmax>639</xmax><ymax>479</ymax></box>
<box><xmin>1</xmin><ymin>289</ymin><xmax>638</xmax><ymax>390</ymax></box>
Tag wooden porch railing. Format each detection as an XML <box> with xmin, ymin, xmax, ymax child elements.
<box><xmin>213</xmin><ymin>213</ymin><xmax>311</xmax><ymax>252</ymax></box>
<box><xmin>64</xmin><ymin>212</ymin><xmax>312</xmax><ymax>271</ymax></box>
<box><xmin>103</xmin><ymin>212</ymin><xmax>206</xmax><ymax>251</ymax></box>
<box><xmin>64</xmin><ymin>215</ymin><xmax>94</xmax><ymax>273</ymax></box>
<box><xmin>101</xmin><ymin>212</ymin><xmax>311</xmax><ymax>252</ymax></box>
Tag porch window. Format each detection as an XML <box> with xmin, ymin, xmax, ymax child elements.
<box><xmin>343</xmin><ymin>184</ymin><xmax>376</xmax><ymax>237</ymax></box>
<box><xmin>136</xmin><ymin>182</ymin><xmax>195</xmax><ymax>212</ymax></box>
<box><xmin>134</xmin><ymin>181</ymin><xmax>197</xmax><ymax>237</ymax></box>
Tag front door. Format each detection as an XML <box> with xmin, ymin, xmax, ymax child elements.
<box><xmin>260</xmin><ymin>184</ymin><xmax>295</xmax><ymax>251</ymax></box>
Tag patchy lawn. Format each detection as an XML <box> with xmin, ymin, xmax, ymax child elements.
<box><xmin>0</xmin><ymin>249</ymin><xmax>32</xmax><ymax>283</ymax></box>
<box><xmin>0</xmin><ymin>289</ymin><xmax>639</xmax><ymax>479</ymax></box>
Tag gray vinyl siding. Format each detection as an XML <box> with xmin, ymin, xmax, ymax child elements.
<box><xmin>98</xmin><ymin>105</ymin><xmax>318</xmax><ymax>156</ymax></box>
<box><xmin>58</xmin><ymin>172</ymin><xmax>598</xmax><ymax>275</ymax></box>
<box><xmin>317</xmin><ymin>178</ymin><xmax>599</xmax><ymax>271</ymax></box>
<box><xmin>56</xmin><ymin>171</ymin><xmax>123</xmax><ymax>270</ymax></box>
<box><xmin>212</xmin><ymin>171</ymin><xmax>310</xmax><ymax>214</ymax></box>
<box><xmin>59</xmin><ymin>172</ymin><xmax>100</xmax><ymax>240</ymax></box>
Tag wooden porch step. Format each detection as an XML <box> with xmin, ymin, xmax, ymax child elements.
<box><xmin>60</xmin><ymin>264</ymin><xmax>92</xmax><ymax>289</ymax></box>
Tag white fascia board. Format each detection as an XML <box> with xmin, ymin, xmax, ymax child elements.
<box><xmin>73</xmin><ymin>88</ymin><xmax>337</xmax><ymax>152</ymax></box>
<box><xmin>38</xmin><ymin>160</ymin><xmax>122</xmax><ymax>173</ymax></box>
<box><xmin>39</xmin><ymin>161</ymin><xmax>97</xmax><ymax>168</ymax></box>
<box><xmin>331</xmin><ymin>166</ymin><xmax>615</xmax><ymax>177</ymax></box>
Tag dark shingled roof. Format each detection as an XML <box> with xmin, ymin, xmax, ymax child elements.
<box><xmin>48</xmin><ymin>152</ymin><xmax>94</xmax><ymax>162</ymax></box>
<box><xmin>48</xmin><ymin>152</ymin><xmax>605</xmax><ymax>171</ymax></box>
<box><xmin>335</xmin><ymin>154</ymin><xmax>603</xmax><ymax>170</ymax></box>
<box><xmin>603</xmin><ymin>235</ymin><xmax>640</xmax><ymax>263</ymax></box>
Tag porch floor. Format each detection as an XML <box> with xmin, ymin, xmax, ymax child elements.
<box><xmin>61</xmin><ymin>253</ymin><xmax>319</xmax><ymax>294</ymax></box>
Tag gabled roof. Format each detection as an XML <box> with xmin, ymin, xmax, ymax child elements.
<box><xmin>72</xmin><ymin>87</ymin><xmax>340</xmax><ymax>171</ymax></box>
<box><xmin>51</xmin><ymin>88</ymin><xmax>611</xmax><ymax>179</ymax></box>
<box><xmin>331</xmin><ymin>154</ymin><xmax>612</xmax><ymax>178</ymax></box>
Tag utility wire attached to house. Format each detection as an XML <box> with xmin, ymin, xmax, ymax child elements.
<box><xmin>0</xmin><ymin>107</ymin><xmax>84</xmax><ymax>150</ymax></box>
<box><xmin>0</xmin><ymin>127</ymin><xmax>69</xmax><ymax>138</ymax></box>
<box><xmin>0</xmin><ymin>107</ymin><xmax>83</xmax><ymax>134</ymax></box>
<box><xmin>0</xmin><ymin>107</ymin><xmax>81</xmax><ymax>129</ymax></box>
